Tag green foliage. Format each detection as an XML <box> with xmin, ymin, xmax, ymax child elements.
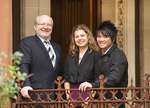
<box><xmin>0</xmin><ymin>51</ymin><xmax>27</xmax><ymax>107</ymax></box>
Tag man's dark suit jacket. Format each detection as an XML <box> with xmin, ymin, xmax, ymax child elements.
<box><xmin>64</xmin><ymin>49</ymin><xmax>100</xmax><ymax>83</ymax></box>
<box><xmin>18</xmin><ymin>35</ymin><xmax>63</xmax><ymax>99</ymax></box>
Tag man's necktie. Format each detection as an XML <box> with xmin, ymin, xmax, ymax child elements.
<box><xmin>44</xmin><ymin>40</ymin><xmax>56</xmax><ymax>68</ymax></box>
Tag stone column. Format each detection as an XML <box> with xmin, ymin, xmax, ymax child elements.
<box><xmin>101</xmin><ymin>0</ymin><xmax>136</xmax><ymax>87</ymax></box>
<box><xmin>0</xmin><ymin>0</ymin><xmax>12</xmax><ymax>108</ymax></box>
<box><xmin>20</xmin><ymin>0</ymin><xmax>51</xmax><ymax>38</ymax></box>
<box><xmin>125</xmin><ymin>0</ymin><xmax>136</xmax><ymax>87</ymax></box>
<box><xmin>115</xmin><ymin>0</ymin><xmax>136</xmax><ymax>87</ymax></box>
<box><xmin>139</xmin><ymin>0</ymin><xmax>150</xmax><ymax>86</ymax></box>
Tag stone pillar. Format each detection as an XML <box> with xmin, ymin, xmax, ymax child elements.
<box><xmin>101</xmin><ymin>0</ymin><xmax>136</xmax><ymax>87</ymax></box>
<box><xmin>0</xmin><ymin>0</ymin><xmax>12</xmax><ymax>108</ymax></box>
<box><xmin>139</xmin><ymin>0</ymin><xmax>150</xmax><ymax>86</ymax></box>
<box><xmin>125</xmin><ymin>0</ymin><xmax>135</xmax><ymax>87</ymax></box>
<box><xmin>20</xmin><ymin>0</ymin><xmax>51</xmax><ymax>38</ymax></box>
<box><xmin>115</xmin><ymin>0</ymin><xmax>136</xmax><ymax>87</ymax></box>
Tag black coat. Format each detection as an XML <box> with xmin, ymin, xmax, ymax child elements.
<box><xmin>64</xmin><ymin>49</ymin><xmax>100</xmax><ymax>83</ymax></box>
<box><xmin>92</xmin><ymin>43</ymin><xmax>128</xmax><ymax>102</ymax></box>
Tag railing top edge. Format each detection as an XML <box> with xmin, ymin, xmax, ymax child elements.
<box><xmin>25</xmin><ymin>87</ymin><xmax>150</xmax><ymax>92</ymax></box>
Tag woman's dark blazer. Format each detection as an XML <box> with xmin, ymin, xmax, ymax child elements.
<box><xmin>64</xmin><ymin>49</ymin><xmax>100</xmax><ymax>83</ymax></box>
<box><xmin>18</xmin><ymin>35</ymin><xmax>63</xmax><ymax>91</ymax></box>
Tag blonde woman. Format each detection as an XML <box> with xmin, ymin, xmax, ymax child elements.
<box><xmin>64</xmin><ymin>24</ymin><xmax>100</xmax><ymax>108</ymax></box>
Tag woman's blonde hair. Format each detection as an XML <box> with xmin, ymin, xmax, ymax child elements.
<box><xmin>69</xmin><ymin>24</ymin><xmax>100</xmax><ymax>56</ymax></box>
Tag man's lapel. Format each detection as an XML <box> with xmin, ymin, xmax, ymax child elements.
<box><xmin>35</xmin><ymin>35</ymin><xmax>53</xmax><ymax>68</ymax></box>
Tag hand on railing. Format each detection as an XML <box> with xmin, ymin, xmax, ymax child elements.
<box><xmin>79</xmin><ymin>81</ymin><xmax>92</xmax><ymax>91</ymax></box>
<box><xmin>20</xmin><ymin>86</ymin><xmax>33</xmax><ymax>98</ymax></box>
<box><xmin>79</xmin><ymin>82</ymin><xmax>96</xmax><ymax>108</ymax></box>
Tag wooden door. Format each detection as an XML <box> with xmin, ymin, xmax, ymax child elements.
<box><xmin>51</xmin><ymin>0</ymin><xmax>101</xmax><ymax>66</ymax></box>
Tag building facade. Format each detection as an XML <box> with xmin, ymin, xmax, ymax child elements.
<box><xmin>0</xmin><ymin>0</ymin><xmax>150</xmax><ymax>107</ymax></box>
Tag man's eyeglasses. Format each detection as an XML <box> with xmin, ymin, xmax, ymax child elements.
<box><xmin>36</xmin><ymin>23</ymin><xmax>52</xmax><ymax>27</ymax></box>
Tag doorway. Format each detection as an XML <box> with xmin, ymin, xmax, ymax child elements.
<box><xmin>51</xmin><ymin>0</ymin><xmax>101</xmax><ymax>65</ymax></box>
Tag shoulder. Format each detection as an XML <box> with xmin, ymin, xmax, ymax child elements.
<box><xmin>21</xmin><ymin>36</ymin><xmax>35</xmax><ymax>41</ymax></box>
<box><xmin>92</xmin><ymin>50</ymin><xmax>100</xmax><ymax>54</ymax></box>
<box><xmin>90</xmin><ymin>50</ymin><xmax>101</xmax><ymax>57</ymax></box>
<box><xmin>18</xmin><ymin>36</ymin><xmax>38</xmax><ymax>53</ymax></box>
<box><xmin>19</xmin><ymin>36</ymin><xmax>39</xmax><ymax>47</ymax></box>
<box><xmin>112</xmin><ymin>47</ymin><xmax>128</xmax><ymax>62</ymax></box>
<box><xmin>114</xmin><ymin>47</ymin><xmax>126</xmax><ymax>56</ymax></box>
<box><xmin>21</xmin><ymin>36</ymin><xmax>38</xmax><ymax>43</ymax></box>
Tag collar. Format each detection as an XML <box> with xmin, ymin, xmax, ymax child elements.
<box><xmin>36</xmin><ymin>34</ymin><xmax>50</xmax><ymax>44</ymax></box>
<box><xmin>102</xmin><ymin>43</ymin><xmax>117</xmax><ymax>56</ymax></box>
<box><xmin>102</xmin><ymin>45</ymin><xmax>113</xmax><ymax>55</ymax></box>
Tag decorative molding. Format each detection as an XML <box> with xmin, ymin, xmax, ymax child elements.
<box><xmin>115</xmin><ymin>0</ymin><xmax>125</xmax><ymax>51</ymax></box>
